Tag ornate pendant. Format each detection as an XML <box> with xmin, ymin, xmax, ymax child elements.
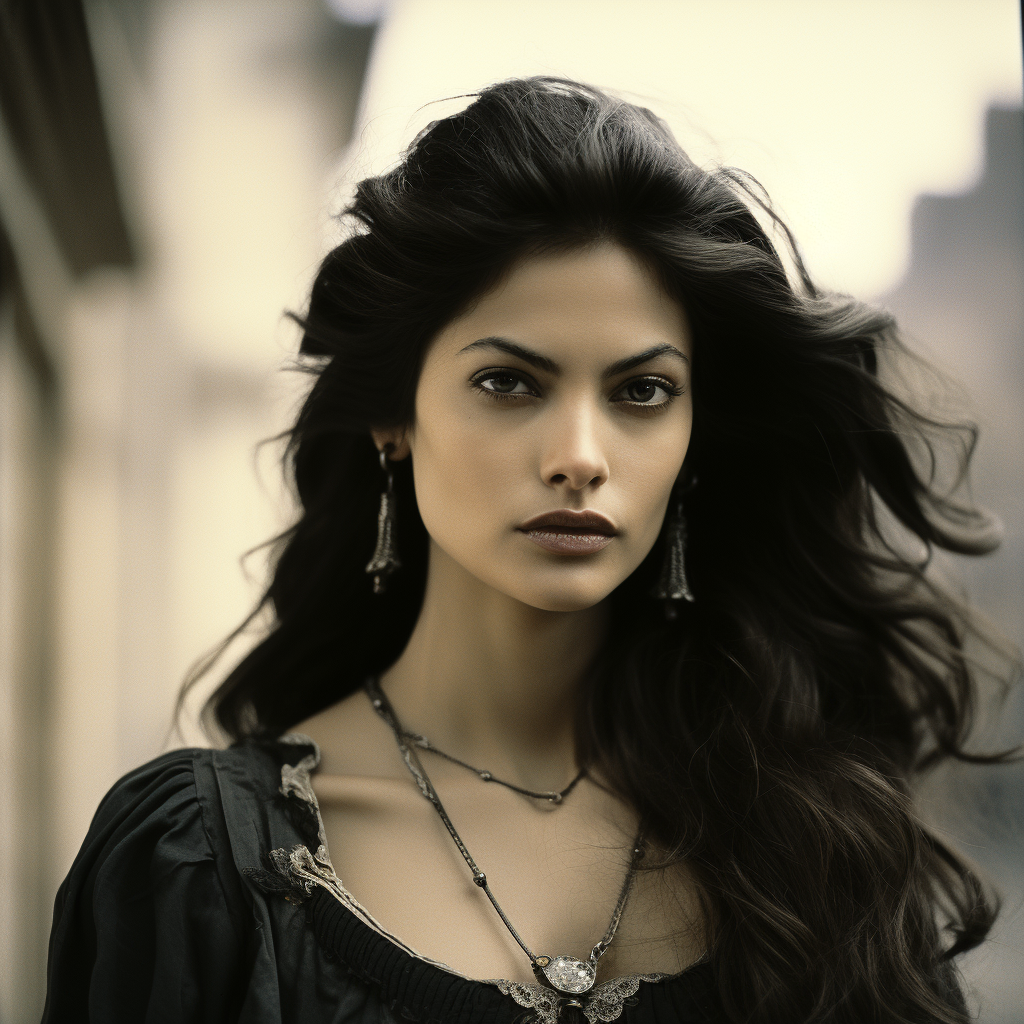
<box><xmin>536</xmin><ymin>954</ymin><xmax>597</xmax><ymax>994</ymax></box>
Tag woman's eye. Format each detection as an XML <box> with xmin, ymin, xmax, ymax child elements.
<box><xmin>472</xmin><ymin>371</ymin><xmax>681</xmax><ymax>407</ymax></box>
<box><xmin>615</xmin><ymin>377</ymin><xmax>681</xmax><ymax>407</ymax></box>
<box><xmin>474</xmin><ymin>372</ymin><xmax>535</xmax><ymax>398</ymax></box>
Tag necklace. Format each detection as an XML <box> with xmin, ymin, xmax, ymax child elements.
<box><xmin>365</xmin><ymin>676</ymin><xmax>644</xmax><ymax>1001</ymax></box>
<box><xmin>398</xmin><ymin>729</ymin><xmax>586</xmax><ymax>804</ymax></box>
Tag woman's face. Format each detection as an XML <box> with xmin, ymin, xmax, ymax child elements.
<box><xmin>380</xmin><ymin>241</ymin><xmax>693</xmax><ymax>612</ymax></box>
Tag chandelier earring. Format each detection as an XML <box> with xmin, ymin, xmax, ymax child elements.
<box><xmin>650</xmin><ymin>488</ymin><xmax>695</xmax><ymax>617</ymax></box>
<box><xmin>365</xmin><ymin>445</ymin><xmax>401</xmax><ymax>595</ymax></box>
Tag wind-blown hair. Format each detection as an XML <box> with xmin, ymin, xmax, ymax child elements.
<box><xmin>184</xmin><ymin>77</ymin><xmax>1018</xmax><ymax>1023</ymax></box>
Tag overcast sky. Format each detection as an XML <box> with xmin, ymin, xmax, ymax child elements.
<box><xmin>341</xmin><ymin>0</ymin><xmax>1022</xmax><ymax>299</ymax></box>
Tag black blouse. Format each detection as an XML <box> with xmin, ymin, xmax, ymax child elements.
<box><xmin>42</xmin><ymin>736</ymin><xmax>720</xmax><ymax>1024</ymax></box>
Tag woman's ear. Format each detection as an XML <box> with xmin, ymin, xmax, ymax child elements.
<box><xmin>370</xmin><ymin>427</ymin><xmax>411</xmax><ymax>460</ymax></box>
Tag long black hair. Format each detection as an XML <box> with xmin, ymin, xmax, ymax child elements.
<box><xmin>181</xmin><ymin>77</ymin><xmax>1019</xmax><ymax>1023</ymax></box>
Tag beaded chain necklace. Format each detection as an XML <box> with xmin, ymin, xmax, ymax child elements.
<box><xmin>365</xmin><ymin>677</ymin><xmax>645</xmax><ymax>1003</ymax></box>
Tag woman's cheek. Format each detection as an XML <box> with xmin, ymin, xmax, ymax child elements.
<box><xmin>410</xmin><ymin>417</ymin><xmax>498</xmax><ymax>554</ymax></box>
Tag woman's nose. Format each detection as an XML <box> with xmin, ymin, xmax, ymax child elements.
<box><xmin>539</xmin><ymin>403</ymin><xmax>610</xmax><ymax>492</ymax></box>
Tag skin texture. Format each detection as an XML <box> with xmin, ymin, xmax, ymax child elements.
<box><xmin>391</xmin><ymin>240</ymin><xmax>692</xmax><ymax>616</ymax></box>
<box><xmin>296</xmin><ymin>242</ymin><xmax>704</xmax><ymax>984</ymax></box>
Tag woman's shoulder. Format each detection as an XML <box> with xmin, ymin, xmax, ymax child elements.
<box><xmin>52</xmin><ymin>737</ymin><xmax>322</xmax><ymax>936</ymax></box>
<box><xmin>292</xmin><ymin>686</ymin><xmax>402</xmax><ymax>779</ymax></box>
<box><xmin>43</xmin><ymin>737</ymin><xmax>325</xmax><ymax>1023</ymax></box>
<box><xmin>90</xmin><ymin>745</ymin><xmax>215</xmax><ymax>824</ymax></box>
<box><xmin>95</xmin><ymin>734</ymin><xmax>320</xmax><ymax>804</ymax></box>
<box><xmin>78</xmin><ymin>746</ymin><xmax>223</xmax><ymax>875</ymax></box>
<box><xmin>83</xmin><ymin>736</ymin><xmax>321</xmax><ymax>867</ymax></box>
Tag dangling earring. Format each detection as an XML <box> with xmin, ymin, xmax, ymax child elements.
<box><xmin>365</xmin><ymin>446</ymin><xmax>401</xmax><ymax>595</ymax></box>
<box><xmin>651</xmin><ymin>493</ymin><xmax>695</xmax><ymax>618</ymax></box>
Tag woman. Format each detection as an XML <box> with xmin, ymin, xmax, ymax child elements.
<box><xmin>43</xmin><ymin>77</ymin><xmax>1017</xmax><ymax>1024</ymax></box>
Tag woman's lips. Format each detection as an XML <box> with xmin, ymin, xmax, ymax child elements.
<box><xmin>515</xmin><ymin>510</ymin><xmax>618</xmax><ymax>555</ymax></box>
<box><xmin>520</xmin><ymin>528</ymin><xmax>615</xmax><ymax>554</ymax></box>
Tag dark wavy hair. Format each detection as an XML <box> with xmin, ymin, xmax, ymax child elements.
<box><xmin>182</xmin><ymin>77</ymin><xmax>1019</xmax><ymax>1023</ymax></box>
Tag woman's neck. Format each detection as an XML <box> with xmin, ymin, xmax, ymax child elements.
<box><xmin>379</xmin><ymin>541</ymin><xmax>609</xmax><ymax>791</ymax></box>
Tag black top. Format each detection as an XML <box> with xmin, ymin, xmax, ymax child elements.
<box><xmin>42</xmin><ymin>737</ymin><xmax>720</xmax><ymax>1023</ymax></box>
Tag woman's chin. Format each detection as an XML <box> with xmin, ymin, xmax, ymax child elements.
<box><xmin>513</xmin><ymin>581</ymin><xmax>616</xmax><ymax>614</ymax></box>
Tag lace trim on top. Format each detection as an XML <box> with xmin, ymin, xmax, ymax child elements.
<box><xmin>274</xmin><ymin>733</ymin><xmax>465</xmax><ymax>976</ymax></box>
<box><xmin>265</xmin><ymin>732</ymin><xmax>708</xmax><ymax>1024</ymax></box>
<box><xmin>494</xmin><ymin>974</ymin><xmax>676</xmax><ymax>1024</ymax></box>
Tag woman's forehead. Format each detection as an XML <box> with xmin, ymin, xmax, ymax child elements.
<box><xmin>432</xmin><ymin>242</ymin><xmax>692</xmax><ymax>365</ymax></box>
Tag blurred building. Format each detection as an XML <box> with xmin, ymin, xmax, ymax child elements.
<box><xmin>878</xmin><ymin>105</ymin><xmax>1024</xmax><ymax>1024</ymax></box>
<box><xmin>0</xmin><ymin>2</ymin><xmax>377</xmax><ymax>1019</ymax></box>
<box><xmin>1</xmin><ymin>3</ymin><xmax>135</xmax><ymax>1020</ymax></box>
<box><xmin>881</xmin><ymin>106</ymin><xmax>1023</xmax><ymax>647</ymax></box>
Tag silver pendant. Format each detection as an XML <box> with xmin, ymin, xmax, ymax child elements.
<box><xmin>536</xmin><ymin>954</ymin><xmax>597</xmax><ymax>994</ymax></box>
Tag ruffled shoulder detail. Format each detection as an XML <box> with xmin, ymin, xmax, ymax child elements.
<box><xmin>43</xmin><ymin>748</ymin><xmax>254</xmax><ymax>1023</ymax></box>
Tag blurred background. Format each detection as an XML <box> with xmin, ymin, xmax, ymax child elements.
<box><xmin>0</xmin><ymin>0</ymin><xmax>1020</xmax><ymax>1020</ymax></box>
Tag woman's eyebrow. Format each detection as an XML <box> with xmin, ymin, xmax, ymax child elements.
<box><xmin>605</xmin><ymin>344</ymin><xmax>689</xmax><ymax>377</ymax></box>
<box><xmin>459</xmin><ymin>337</ymin><xmax>559</xmax><ymax>372</ymax></box>
<box><xmin>458</xmin><ymin>337</ymin><xmax>689</xmax><ymax>377</ymax></box>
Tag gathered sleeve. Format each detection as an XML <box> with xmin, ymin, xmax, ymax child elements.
<box><xmin>42</xmin><ymin>748</ymin><xmax>255</xmax><ymax>1024</ymax></box>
